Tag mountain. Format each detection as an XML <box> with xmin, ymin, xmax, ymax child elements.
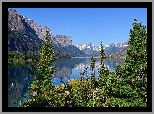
<box><xmin>53</xmin><ymin>44</ymin><xmax>87</xmax><ymax>57</ymax></box>
<box><xmin>8</xmin><ymin>9</ymin><xmax>86</xmax><ymax>57</ymax></box>
<box><xmin>104</xmin><ymin>42</ymin><xmax>128</xmax><ymax>54</ymax></box>
<box><xmin>76</xmin><ymin>43</ymin><xmax>100</xmax><ymax>56</ymax></box>
<box><xmin>76</xmin><ymin>41</ymin><xmax>128</xmax><ymax>57</ymax></box>
<box><xmin>107</xmin><ymin>47</ymin><xmax>128</xmax><ymax>58</ymax></box>
<box><xmin>8</xmin><ymin>27</ymin><xmax>42</xmax><ymax>55</ymax></box>
<box><xmin>8</xmin><ymin>9</ymin><xmax>128</xmax><ymax>58</ymax></box>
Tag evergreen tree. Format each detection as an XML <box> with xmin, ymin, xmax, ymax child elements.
<box><xmin>19</xmin><ymin>31</ymin><xmax>58</xmax><ymax>107</ymax></box>
<box><xmin>100</xmin><ymin>42</ymin><xmax>106</xmax><ymax>65</ymax></box>
<box><xmin>104</xmin><ymin>19</ymin><xmax>147</xmax><ymax>107</ymax></box>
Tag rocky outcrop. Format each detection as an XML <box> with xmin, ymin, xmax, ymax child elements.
<box><xmin>52</xmin><ymin>35</ymin><xmax>72</xmax><ymax>46</ymax></box>
<box><xmin>8</xmin><ymin>9</ymin><xmax>51</xmax><ymax>39</ymax></box>
<box><xmin>8</xmin><ymin>9</ymin><xmax>25</xmax><ymax>31</ymax></box>
<box><xmin>22</xmin><ymin>17</ymin><xmax>52</xmax><ymax>40</ymax></box>
<box><xmin>8</xmin><ymin>9</ymin><xmax>85</xmax><ymax>57</ymax></box>
<box><xmin>8</xmin><ymin>9</ymin><xmax>72</xmax><ymax>46</ymax></box>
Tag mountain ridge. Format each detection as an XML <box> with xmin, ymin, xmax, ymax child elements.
<box><xmin>8</xmin><ymin>9</ymin><xmax>86</xmax><ymax>57</ymax></box>
<box><xmin>75</xmin><ymin>41</ymin><xmax>128</xmax><ymax>57</ymax></box>
<box><xmin>8</xmin><ymin>9</ymin><xmax>128</xmax><ymax>58</ymax></box>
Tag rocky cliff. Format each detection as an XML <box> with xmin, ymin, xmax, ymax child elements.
<box><xmin>8</xmin><ymin>9</ymin><xmax>51</xmax><ymax>38</ymax></box>
<box><xmin>8</xmin><ymin>9</ymin><xmax>85</xmax><ymax>57</ymax></box>
<box><xmin>8</xmin><ymin>9</ymin><xmax>72</xmax><ymax>46</ymax></box>
<box><xmin>52</xmin><ymin>34</ymin><xmax>72</xmax><ymax>46</ymax></box>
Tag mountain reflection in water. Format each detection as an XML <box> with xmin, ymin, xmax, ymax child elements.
<box><xmin>8</xmin><ymin>58</ymin><xmax>124</xmax><ymax>107</ymax></box>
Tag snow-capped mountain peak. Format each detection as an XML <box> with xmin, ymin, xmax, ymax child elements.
<box><xmin>75</xmin><ymin>41</ymin><xmax>128</xmax><ymax>55</ymax></box>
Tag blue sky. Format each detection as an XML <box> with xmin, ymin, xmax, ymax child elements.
<box><xmin>8</xmin><ymin>8</ymin><xmax>147</xmax><ymax>46</ymax></box>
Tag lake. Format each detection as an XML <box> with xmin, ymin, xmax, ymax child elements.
<box><xmin>8</xmin><ymin>57</ymin><xmax>124</xmax><ymax>107</ymax></box>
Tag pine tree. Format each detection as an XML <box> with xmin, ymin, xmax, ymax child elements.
<box><xmin>106</xmin><ymin>19</ymin><xmax>147</xmax><ymax>107</ymax></box>
<box><xmin>97</xmin><ymin>42</ymin><xmax>110</xmax><ymax>107</ymax></box>
<box><xmin>100</xmin><ymin>42</ymin><xmax>106</xmax><ymax>65</ymax></box>
<box><xmin>19</xmin><ymin>31</ymin><xmax>58</xmax><ymax>107</ymax></box>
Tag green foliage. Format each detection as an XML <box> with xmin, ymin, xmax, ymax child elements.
<box><xmin>100</xmin><ymin>42</ymin><xmax>106</xmax><ymax>63</ymax></box>
<box><xmin>102</xmin><ymin>19</ymin><xmax>147</xmax><ymax>107</ymax></box>
<box><xmin>18</xmin><ymin>19</ymin><xmax>147</xmax><ymax>107</ymax></box>
<box><xmin>8</xmin><ymin>51</ymin><xmax>37</xmax><ymax>66</ymax></box>
<box><xmin>18</xmin><ymin>31</ymin><xmax>59</xmax><ymax>107</ymax></box>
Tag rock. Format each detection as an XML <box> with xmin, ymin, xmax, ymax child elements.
<box><xmin>8</xmin><ymin>9</ymin><xmax>72</xmax><ymax>46</ymax></box>
<box><xmin>52</xmin><ymin>35</ymin><xmax>72</xmax><ymax>46</ymax></box>
<box><xmin>8</xmin><ymin>10</ymin><xmax>25</xmax><ymax>31</ymax></box>
<box><xmin>8</xmin><ymin>9</ymin><xmax>86</xmax><ymax>57</ymax></box>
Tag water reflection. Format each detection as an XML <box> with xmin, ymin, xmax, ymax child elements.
<box><xmin>8</xmin><ymin>58</ymin><xmax>124</xmax><ymax>107</ymax></box>
<box><xmin>8</xmin><ymin>64</ymin><xmax>33</xmax><ymax>107</ymax></box>
<box><xmin>52</xmin><ymin>58</ymin><xmax>123</xmax><ymax>81</ymax></box>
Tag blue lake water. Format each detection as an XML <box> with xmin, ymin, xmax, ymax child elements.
<box><xmin>8</xmin><ymin>58</ymin><xmax>124</xmax><ymax>107</ymax></box>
